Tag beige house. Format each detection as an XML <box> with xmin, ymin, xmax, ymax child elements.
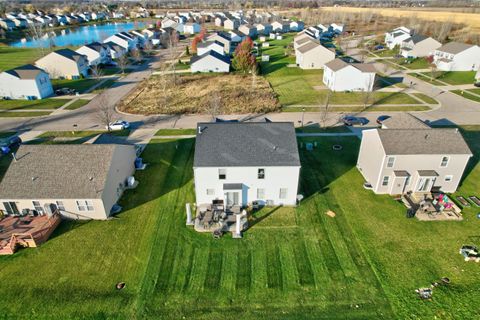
<box><xmin>0</xmin><ymin>144</ymin><xmax>137</xmax><ymax>220</ymax></box>
<box><xmin>400</xmin><ymin>35</ymin><xmax>442</xmax><ymax>58</ymax></box>
<box><xmin>35</xmin><ymin>48</ymin><xmax>89</xmax><ymax>79</ymax></box>
<box><xmin>295</xmin><ymin>40</ymin><xmax>335</xmax><ymax>69</ymax></box>
<box><xmin>357</xmin><ymin>128</ymin><xmax>472</xmax><ymax>195</ymax></box>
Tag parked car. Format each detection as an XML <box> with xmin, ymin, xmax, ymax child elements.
<box><xmin>0</xmin><ymin>136</ymin><xmax>22</xmax><ymax>154</ymax></box>
<box><xmin>474</xmin><ymin>82</ymin><xmax>480</xmax><ymax>88</ymax></box>
<box><xmin>374</xmin><ymin>45</ymin><xmax>384</xmax><ymax>50</ymax></box>
<box><xmin>106</xmin><ymin>120</ymin><xmax>130</xmax><ymax>131</ymax></box>
<box><xmin>376</xmin><ymin>115</ymin><xmax>391</xmax><ymax>125</ymax></box>
<box><xmin>55</xmin><ymin>88</ymin><xmax>76</xmax><ymax>96</ymax></box>
<box><xmin>341</xmin><ymin>116</ymin><xmax>369</xmax><ymax>126</ymax></box>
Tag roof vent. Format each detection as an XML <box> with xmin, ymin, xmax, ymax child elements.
<box><xmin>424</xmin><ymin>134</ymin><xmax>429</xmax><ymax>140</ymax></box>
<box><xmin>273</xmin><ymin>145</ymin><xmax>278</xmax><ymax>150</ymax></box>
<box><xmin>31</xmin><ymin>176</ymin><xmax>37</xmax><ymax>181</ymax></box>
<box><xmin>198</xmin><ymin>126</ymin><xmax>203</xmax><ymax>134</ymax></box>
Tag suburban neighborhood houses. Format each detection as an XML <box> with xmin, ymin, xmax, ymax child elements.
<box><xmin>1</xmin><ymin>2</ymin><xmax>480</xmax><ymax>320</ymax></box>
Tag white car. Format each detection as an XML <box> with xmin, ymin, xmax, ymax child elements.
<box><xmin>106</xmin><ymin>120</ymin><xmax>130</xmax><ymax>131</ymax></box>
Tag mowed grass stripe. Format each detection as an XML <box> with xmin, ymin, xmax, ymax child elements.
<box><xmin>266</xmin><ymin>243</ymin><xmax>283</xmax><ymax>289</ymax></box>
<box><xmin>235</xmin><ymin>246</ymin><xmax>252</xmax><ymax>291</ymax></box>
<box><xmin>251</xmin><ymin>245</ymin><xmax>268</xmax><ymax>292</ymax></box>
<box><xmin>204</xmin><ymin>248</ymin><xmax>223</xmax><ymax>289</ymax></box>
<box><xmin>220</xmin><ymin>246</ymin><xmax>237</xmax><ymax>292</ymax></box>
<box><xmin>278</xmin><ymin>238</ymin><xmax>300</xmax><ymax>290</ymax></box>
<box><xmin>293</xmin><ymin>238</ymin><xmax>316</xmax><ymax>287</ymax></box>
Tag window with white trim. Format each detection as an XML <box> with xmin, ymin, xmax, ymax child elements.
<box><xmin>206</xmin><ymin>189</ymin><xmax>215</xmax><ymax>195</ymax></box>
<box><xmin>56</xmin><ymin>201</ymin><xmax>65</xmax><ymax>211</ymax></box>
<box><xmin>386</xmin><ymin>156</ymin><xmax>395</xmax><ymax>168</ymax></box>
<box><xmin>445</xmin><ymin>175</ymin><xmax>453</xmax><ymax>182</ymax></box>
<box><xmin>258</xmin><ymin>168</ymin><xmax>265</xmax><ymax>179</ymax></box>
<box><xmin>382</xmin><ymin>176</ymin><xmax>389</xmax><ymax>186</ymax></box>
<box><xmin>32</xmin><ymin>201</ymin><xmax>44</xmax><ymax>214</ymax></box>
<box><xmin>218</xmin><ymin>169</ymin><xmax>226</xmax><ymax>180</ymax></box>
<box><xmin>76</xmin><ymin>200</ymin><xmax>94</xmax><ymax>212</ymax></box>
<box><xmin>279</xmin><ymin>188</ymin><xmax>288</xmax><ymax>199</ymax></box>
<box><xmin>440</xmin><ymin>156</ymin><xmax>449</xmax><ymax>167</ymax></box>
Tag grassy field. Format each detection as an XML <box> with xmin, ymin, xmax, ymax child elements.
<box><xmin>411</xmin><ymin>93</ymin><xmax>439</xmax><ymax>104</ymax></box>
<box><xmin>409</xmin><ymin>73</ymin><xmax>445</xmax><ymax>86</ymax></box>
<box><xmin>282</xmin><ymin>105</ymin><xmax>431</xmax><ymax>112</ymax></box>
<box><xmin>64</xmin><ymin>99</ymin><xmax>90</xmax><ymax>110</ymax></box>
<box><xmin>0</xmin><ymin>47</ymin><xmax>44</xmax><ymax>71</ymax></box>
<box><xmin>0</xmin><ymin>99</ymin><xmax>69</xmax><ymax>110</ymax></box>
<box><xmin>52</xmin><ymin>79</ymin><xmax>100</xmax><ymax>93</ymax></box>
<box><xmin>1</xmin><ymin>132</ymin><xmax>479</xmax><ymax>318</ymax></box>
<box><xmin>260</xmin><ymin>34</ymin><xmax>428</xmax><ymax>109</ymax></box>
<box><xmin>0</xmin><ymin>111</ymin><xmax>52</xmax><ymax>117</ymax></box>
<box><xmin>155</xmin><ymin>128</ymin><xmax>197</xmax><ymax>136</ymax></box>
<box><xmin>394</xmin><ymin>58</ymin><xmax>430</xmax><ymax>70</ymax></box>
<box><xmin>421</xmin><ymin>71</ymin><xmax>476</xmax><ymax>85</ymax></box>
<box><xmin>27</xmin><ymin>130</ymin><xmax>131</xmax><ymax>145</ymax></box>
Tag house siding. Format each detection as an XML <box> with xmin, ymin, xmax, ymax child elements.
<box><xmin>0</xmin><ymin>71</ymin><xmax>53</xmax><ymax>99</ymax></box>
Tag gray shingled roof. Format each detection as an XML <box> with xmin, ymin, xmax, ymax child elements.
<box><xmin>324</xmin><ymin>58</ymin><xmax>376</xmax><ymax>73</ymax></box>
<box><xmin>437</xmin><ymin>42</ymin><xmax>474</xmax><ymax>54</ymax></box>
<box><xmin>190</xmin><ymin>50</ymin><xmax>230</xmax><ymax>65</ymax></box>
<box><xmin>194</xmin><ymin>122</ymin><xmax>300</xmax><ymax>167</ymax></box>
<box><xmin>381</xmin><ymin>113</ymin><xmax>430</xmax><ymax>129</ymax></box>
<box><xmin>0</xmin><ymin>144</ymin><xmax>132</xmax><ymax>199</ymax></box>
<box><xmin>404</xmin><ymin>34</ymin><xmax>429</xmax><ymax>44</ymax></box>
<box><xmin>297</xmin><ymin>40</ymin><xmax>321</xmax><ymax>53</ymax></box>
<box><xmin>376</xmin><ymin>128</ymin><xmax>472</xmax><ymax>155</ymax></box>
<box><xmin>4</xmin><ymin>64</ymin><xmax>44</xmax><ymax>79</ymax></box>
<box><xmin>197</xmin><ymin>40</ymin><xmax>224</xmax><ymax>49</ymax></box>
<box><xmin>54</xmin><ymin>48</ymin><xmax>86</xmax><ymax>62</ymax></box>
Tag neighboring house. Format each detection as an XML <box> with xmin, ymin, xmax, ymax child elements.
<box><xmin>385</xmin><ymin>26</ymin><xmax>412</xmax><ymax>49</ymax></box>
<box><xmin>184</xmin><ymin>22</ymin><xmax>201</xmax><ymax>34</ymax></box>
<box><xmin>35</xmin><ymin>49</ymin><xmax>89</xmax><ymax>79</ymax></box>
<box><xmin>161</xmin><ymin>17</ymin><xmax>177</xmax><ymax>28</ymax></box>
<box><xmin>224</xmin><ymin>18</ymin><xmax>240</xmax><ymax>30</ymax></box>
<box><xmin>289</xmin><ymin>21</ymin><xmax>304</xmax><ymax>32</ymax></box>
<box><xmin>228</xmin><ymin>30</ymin><xmax>244</xmax><ymax>43</ymax></box>
<box><xmin>238</xmin><ymin>24</ymin><xmax>257</xmax><ymax>38</ymax></box>
<box><xmin>433</xmin><ymin>42</ymin><xmax>480</xmax><ymax>71</ymax></box>
<box><xmin>271</xmin><ymin>21</ymin><xmax>290</xmax><ymax>33</ymax></box>
<box><xmin>476</xmin><ymin>68</ymin><xmax>480</xmax><ymax>82</ymax></box>
<box><xmin>11</xmin><ymin>18</ymin><xmax>28</xmax><ymax>28</ymax></box>
<box><xmin>103</xmin><ymin>33</ymin><xmax>135</xmax><ymax>51</ymax></box>
<box><xmin>323</xmin><ymin>59</ymin><xmax>377</xmax><ymax>92</ymax></box>
<box><xmin>190</xmin><ymin>50</ymin><xmax>230</xmax><ymax>73</ymax></box>
<box><xmin>0</xmin><ymin>64</ymin><xmax>53</xmax><ymax>100</ymax></box>
<box><xmin>294</xmin><ymin>32</ymin><xmax>314</xmax><ymax>50</ymax></box>
<box><xmin>255</xmin><ymin>23</ymin><xmax>272</xmax><ymax>35</ymax></box>
<box><xmin>400</xmin><ymin>35</ymin><xmax>442</xmax><ymax>58</ymax></box>
<box><xmin>207</xmin><ymin>32</ymin><xmax>233</xmax><ymax>54</ymax></box>
<box><xmin>0</xmin><ymin>144</ymin><xmax>137</xmax><ymax>220</ymax></box>
<box><xmin>0</xmin><ymin>19</ymin><xmax>15</xmax><ymax>30</ymax></box>
<box><xmin>193</xmin><ymin>122</ymin><xmax>301</xmax><ymax>207</ymax></box>
<box><xmin>357</xmin><ymin>128</ymin><xmax>472</xmax><ymax>195</ymax></box>
<box><xmin>306</xmin><ymin>26</ymin><xmax>322</xmax><ymax>39</ymax></box>
<box><xmin>215</xmin><ymin>16</ymin><xmax>225</xmax><ymax>27</ymax></box>
<box><xmin>76</xmin><ymin>42</ymin><xmax>111</xmax><ymax>66</ymax></box>
<box><xmin>330</xmin><ymin>23</ymin><xmax>345</xmax><ymax>34</ymax></box>
<box><xmin>197</xmin><ymin>40</ymin><xmax>225</xmax><ymax>56</ymax></box>
<box><xmin>295</xmin><ymin>40</ymin><xmax>335</xmax><ymax>69</ymax></box>
<box><xmin>104</xmin><ymin>42</ymin><xmax>127</xmax><ymax>59</ymax></box>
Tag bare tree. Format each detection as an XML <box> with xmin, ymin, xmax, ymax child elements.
<box><xmin>27</xmin><ymin>23</ymin><xmax>46</xmax><ymax>57</ymax></box>
<box><xmin>362</xmin><ymin>77</ymin><xmax>375</xmax><ymax>110</ymax></box>
<box><xmin>94</xmin><ymin>95</ymin><xmax>115</xmax><ymax>132</ymax></box>
<box><xmin>156</xmin><ymin>65</ymin><xmax>169</xmax><ymax>110</ymax></box>
<box><xmin>210</xmin><ymin>89</ymin><xmax>221</xmax><ymax>120</ymax></box>
<box><xmin>90</xmin><ymin>64</ymin><xmax>103</xmax><ymax>80</ymax></box>
<box><xmin>168</xmin><ymin>30</ymin><xmax>179</xmax><ymax>86</ymax></box>
<box><xmin>117</xmin><ymin>54</ymin><xmax>129</xmax><ymax>74</ymax></box>
<box><xmin>131</xmin><ymin>48</ymin><xmax>143</xmax><ymax>64</ymax></box>
<box><xmin>320</xmin><ymin>90</ymin><xmax>332</xmax><ymax>128</ymax></box>
<box><xmin>251</xmin><ymin>63</ymin><xmax>258</xmax><ymax>89</ymax></box>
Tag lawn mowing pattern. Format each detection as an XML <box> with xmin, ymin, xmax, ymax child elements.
<box><xmin>421</xmin><ymin>71</ymin><xmax>476</xmax><ymax>85</ymax></box>
<box><xmin>155</xmin><ymin>128</ymin><xmax>197</xmax><ymax>136</ymax></box>
<box><xmin>64</xmin><ymin>99</ymin><xmax>90</xmax><ymax>110</ymax></box>
<box><xmin>412</xmin><ymin>93</ymin><xmax>439</xmax><ymax>104</ymax></box>
<box><xmin>52</xmin><ymin>78</ymin><xmax>100</xmax><ymax>93</ymax></box>
<box><xmin>0</xmin><ymin>47</ymin><xmax>44</xmax><ymax>71</ymax></box>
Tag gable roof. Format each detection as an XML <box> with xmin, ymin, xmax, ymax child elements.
<box><xmin>197</xmin><ymin>40</ymin><xmax>224</xmax><ymax>49</ymax></box>
<box><xmin>376</xmin><ymin>128</ymin><xmax>472</xmax><ymax>155</ymax></box>
<box><xmin>190</xmin><ymin>50</ymin><xmax>230</xmax><ymax>65</ymax></box>
<box><xmin>324</xmin><ymin>58</ymin><xmax>376</xmax><ymax>73</ymax></box>
<box><xmin>85</xmin><ymin>42</ymin><xmax>106</xmax><ymax>52</ymax></box>
<box><xmin>437</xmin><ymin>42</ymin><xmax>475</xmax><ymax>54</ymax></box>
<box><xmin>380</xmin><ymin>113</ymin><xmax>430</xmax><ymax>129</ymax></box>
<box><xmin>297</xmin><ymin>40</ymin><xmax>323</xmax><ymax>53</ymax></box>
<box><xmin>194</xmin><ymin>122</ymin><xmax>300</xmax><ymax>167</ymax></box>
<box><xmin>54</xmin><ymin>48</ymin><xmax>86</xmax><ymax>62</ymax></box>
<box><xmin>0</xmin><ymin>144</ymin><xmax>134</xmax><ymax>199</ymax></box>
<box><xmin>4</xmin><ymin>64</ymin><xmax>45</xmax><ymax>79</ymax></box>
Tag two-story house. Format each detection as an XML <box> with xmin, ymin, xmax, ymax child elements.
<box><xmin>295</xmin><ymin>39</ymin><xmax>335</xmax><ymax>69</ymax></box>
<box><xmin>76</xmin><ymin>42</ymin><xmax>111</xmax><ymax>66</ymax></box>
<box><xmin>433</xmin><ymin>42</ymin><xmax>480</xmax><ymax>71</ymax></box>
<box><xmin>357</xmin><ymin>128</ymin><xmax>472</xmax><ymax>195</ymax></box>
<box><xmin>400</xmin><ymin>34</ymin><xmax>442</xmax><ymax>58</ymax></box>
<box><xmin>385</xmin><ymin>26</ymin><xmax>412</xmax><ymax>50</ymax></box>
<box><xmin>35</xmin><ymin>49</ymin><xmax>89</xmax><ymax>79</ymax></box>
<box><xmin>197</xmin><ymin>40</ymin><xmax>225</xmax><ymax>56</ymax></box>
<box><xmin>193</xmin><ymin>122</ymin><xmax>301</xmax><ymax>207</ymax></box>
<box><xmin>323</xmin><ymin>58</ymin><xmax>377</xmax><ymax>92</ymax></box>
<box><xmin>0</xmin><ymin>64</ymin><xmax>53</xmax><ymax>100</ymax></box>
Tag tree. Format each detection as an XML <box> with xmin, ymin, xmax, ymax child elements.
<box><xmin>426</xmin><ymin>55</ymin><xmax>437</xmax><ymax>80</ymax></box>
<box><xmin>209</xmin><ymin>90</ymin><xmax>221</xmax><ymax>120</ymax></box>
<box><xmin>94</xmin><ymin>95</ymin><xmax>115</xmax><ymax>132</ymax></box>
<box><xmin>191</xmin><ymin>35</ymin><xmax>202</xmax><ymax>53</ymax></box>
<box><xmin>131</xmin><ymin>48</ymin><xmax>143</xmax><ymax>64</ymax></box>
<box><xmin>185</xmin><ymin>45</ymin><xmax>190</xmax><ymax>56</ymax></box>
<box><xmin>251</xmin><ymin>63</ymin><xmax>258</xmax><ymax>89</ymax></box>
<box><xmin>27</xmin><ymin>23</ymin><xmax>46</xmax><ymax>57</ymax></box>
<box><xmin>168</xmin><ymin>30</ymin><xmax>179</xmax><ymax>86</ymax></box>
<box><xmin>90</xmin><ymin>64</ymin><xmax>103</xmax><ymax>80</ymax></box>
<box><xmin>117</xmin><ymin>54</ymin><xmax>129</xmax><ymax>74</ymax></box>
<box><xmin>320</xmin><ymin>91</ymin><xmax>332</xmax><ymax>128</ymax></box>
<box><xmin>232</xmin><ymin>37</ymin><xmax>255</xmax><ymax>74</ymax></box>
<box><xmin>362</xmin><ymin>77</ymin><xmax>375</xmax><ymax>110</ymax></box>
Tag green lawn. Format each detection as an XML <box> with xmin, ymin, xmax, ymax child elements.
<box><xmin>0</xmin><ymin>99</ymin><xmax>69</xmax><ymax>110</ymax></box>
<box><xmin>64</xmin><ymin>99</ymin><xmax>90</xmax><ymax>110</ymax></box>
<box><xmin>155</xmin><ymin>128</ymin><xmax>197</xmax><ymax>136</ymax></box>
<box><xmin>91</xmin><ymin>79</ymin><xmax>116</xmax><ymax>93</ymax></box>
<box><xmin>0</xmin><ymin>47</ymin><xmax>44</xmax><ymax>71</ymax></box>
<box><xmin>451</xmin><ymin>90</ymin><xmax>480</xmax><ymax>103</ymax></box>
<box><xmin>421</xmin><ymin>71</ymin><xmax>476</xmax><ymax>85</ymax></box>
<box><xmin>0</xmin><ymin>111</ymin><xmax>52</xmax><ymax>117</ymax></box>
<box><xmin>282</xmin><ymin>105</ymin><xmax>431</xmax><ymax>112</ymax></box>
<box><xmin>412</xmin><ymin>93</ymin><xmax>439</xmax><ymax>104</ymax></box>
<box><xmin>1</xmin><ymin>133</ymin><xmax>480</xmax><ymax>318</ymax></box>
<box><xmin>409</xmin><ymin>72</ymin><xmax>445</xmax><ymax>86</ymax></box>
<box><xmin>370</xmin><ymin>48</ymin><xmax>398</xmax><ymax>57</ymax></box>
<box><xmin>29</xmin><ymin>130</ymin><xmax>130</xmax><ymax>145</ymax></box>
<box><xmin>52</xmin><ymin>78</ymin><xmax>100</xmax><ymax>93</ymax></box>
<box><xmin>394</xmin><ymin>57</ymin><xmax>430</xmax><ymax>70</ymax></box>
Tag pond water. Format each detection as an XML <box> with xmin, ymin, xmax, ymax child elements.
<box><xmin>10</xmin><ymin>22</ymin><xmax>147</xmax><ymax>48</ymax></box>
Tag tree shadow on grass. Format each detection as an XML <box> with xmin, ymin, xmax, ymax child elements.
<box><xmin>249</xmin><ymin>206</ymin><xmax>282</xmax><ymax>228</ymax></box>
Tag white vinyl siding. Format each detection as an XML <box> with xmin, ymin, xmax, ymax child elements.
<box><xmin>279</xmin><ymin>188</ymin><xmax>288</xmax><ymax>199</ymax></box>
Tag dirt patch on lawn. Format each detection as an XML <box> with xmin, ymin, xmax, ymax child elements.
<box><xmin>118</xmin><ymin>74</ymin><xmax>280</xmax><ymax>115</ymax></box>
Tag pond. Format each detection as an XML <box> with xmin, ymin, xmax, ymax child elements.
<box><xmin>10</xmin><ymin>21</ymin><xmax>147</xmax><ymax>48</ymax></box>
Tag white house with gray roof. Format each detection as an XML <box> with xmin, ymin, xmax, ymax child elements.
<box><xmin>400</xmin><ymin>35</ymin><xmax>441</xmax><ymax>58</ymax></box>
<box><xmin>295</xmin><ymin>40</ymin><xmax>335</xmax><ymax>69</ymax></box>
<box><xmin>76</xmin><ymin>42</ymin><xmax>111</xmax><ymax>66</ymax></box>
<box><xmin>193</xmin><ymin>122</ymin><xmax>301</xmax><ymax>207</ymax></box>
<box><xmin>35</xmin><ymin>49</ymin><xmax>89</xmax><ymax>79</ymax></box>
<box><xmin>433</xmin><ymin>42</ymin><xmax>480</xmax><ymax>71</ymax></box>
<box><xmin>385</xmin><ymin>26</ymin><xmax>412</xmax><ymax>49</ymax></box>
<box><xmin>0</xmin><ymin>64</ymin><xmax>53</xmax><ymax>100</ymax></box>
<box><xmin>357</xmin><ymin>128</ymin><xmax>472</xmax><ymax>195</ymax></box>
<box><xmin>197</xmin><ymin>40</ymin><xmax>225</xmax><ymax>56</ymax></box>
<box><xmin>323</xmin><ymin>58</ymin><xmax>377</xmax><ymax>92</ymax></box>
<box><xmin>0</xmin><ymin>144</ymin><xmax>137</xmax><ymax>220</ymax></box>
<box><xmin>191</xmin><ymin>51</ymin><xmax>230</xmax><ymax>73</ymax></box>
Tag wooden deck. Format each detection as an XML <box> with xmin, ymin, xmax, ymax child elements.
<box><xmin>0</xmin><ymin>213</ymin><xmax>61</xmax><ymax>255</ymax></box>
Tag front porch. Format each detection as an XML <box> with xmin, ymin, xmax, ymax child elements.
<box><xmin>401</xmin><ymin>192</ymin><xmax>462</xmax><ymax>221</ymax></box>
